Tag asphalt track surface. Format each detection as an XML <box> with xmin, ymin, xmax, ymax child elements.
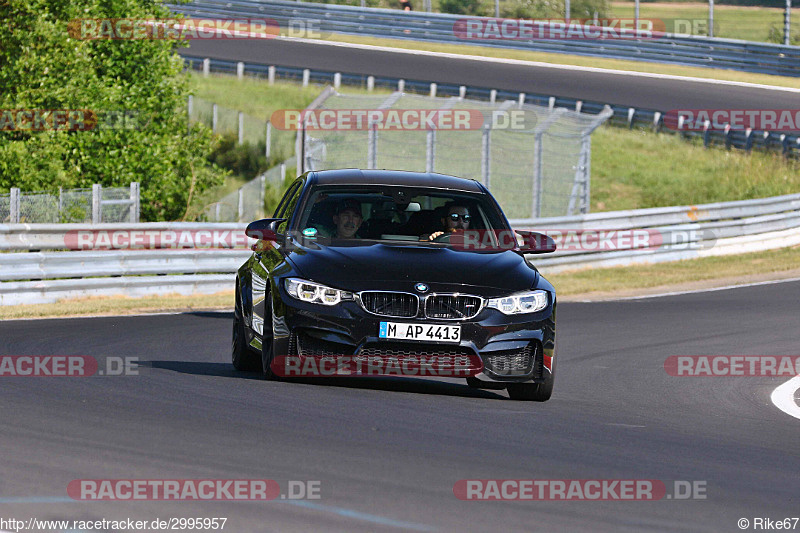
<box><xmin>1</xmin><ymin>280</ymin><xmax>799</xmax><ymax>532</ymax></box>
<box><xmin>182</xmin><ymin>38</ymin><xmax>800</xmax><ymax>111</ymax></box>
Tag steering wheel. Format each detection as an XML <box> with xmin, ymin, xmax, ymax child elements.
<box><xmin>432</xmin><ymin>232</ymin><xmax>452</xmax><ymax>243</ymax></box>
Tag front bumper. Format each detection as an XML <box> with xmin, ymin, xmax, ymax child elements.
<box><xmin>270</xmin><ymin>290</ymin><xmax>556</xmax><ymax>384</ymax></box>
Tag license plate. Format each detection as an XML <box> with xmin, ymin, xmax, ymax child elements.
<box><xmin>379</xmin><ymin>322</ymin><xmax>461</xmax><ymax>343</ymax></box>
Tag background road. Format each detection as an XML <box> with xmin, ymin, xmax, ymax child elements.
<box><xmin>183</xmin><ymin>38</ymin><xmax>800</xmax><ymax>111</ymax></box>
<box><xmin>1</xmin><ymin>281</ymin><xmax>798</xmax><ymax>531</ymax></box>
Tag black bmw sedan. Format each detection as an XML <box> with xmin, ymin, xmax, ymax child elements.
<box><xmin>232</xmin><ymin>169</ymin><xmax>557</xmax><ymax>401</ymax></box>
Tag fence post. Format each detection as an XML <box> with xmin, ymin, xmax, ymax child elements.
<box><xmin>367</xmin><ymin>76</ymin><xmax>375</xmax><ymax>91</ymax></box>
<box><xmin>280</xmin><ymin>162</ymin><xmax>286</xmax><ymax>183</ymax></box>
<box><xmin>130</xmin><ymin>182</ymin><xmax>140</xmax><ymax>223</ymax></box>
<box><xmin>334</xmin><ymin>72</ymin><xmax>341</xmax><ymax>89</ymax></box>
<box><xmin>302</xmin><ymin>69</ymin><xmax>310</xmax><ymax>87</ymax></box>
<box><xmin>265</xmin><ymin>121</ymin><xmax>272</xmax><ymax>159</ymax></box>
<box><xmin>238</xmin><ymin>112</ymin><xmax>244</xmax><ymax>145</ymax></box>
<box><xmin>581</xmin><ymin>136</ymin><xmax>591</xmax><ymax>214</ymax></box>
<box><xmin>92</xmin><ymin>184</ymin><xmax>102</xmax><ymax>224</ymax></box>
<box><xmin>260</xmin><ymin>175</ymin><xmax>267</xmax><ymax>216</ymax></box>
<box><xmin>708</xmin><ymin>0</ymin><xmax>714</xmax><ymax>38</ymax></box>
<box><xmin>237</xmin><ymin>61</ymin><xmax>244</xmax><ymax>80</ymax></box>
<box><xmin>58</xmin><ymin>187</ymin><xmax>63</xmax><ymax>222</ymax></box>
<box><xmin>202</xmin><ymin>58</ymin><xmax>210</xmax><ymax>77</ymax></box>
<box><xmin>187</xmin><ymin>95</ymin><xmax>193</xmax><ymax>124</ymax></box>
<box><xmin>268</xmin><ymin>65</ymin><xmax>275</xmax><ymax>85</ymax></box>
<box><xmin>10</xmin><ymin>187</ymin><xmax>20</xmax><ymax>224</ymax></box>
<box><xmin>237</xmin><ymin>188</ymin><xmax>244</xmax><ymax>222</ymax></box>
<box><xmin>785</xmin><ymin>0</ymin><xmax>792</xmax><ymax>46</ymax></box>
<box><xmin>532</xmin><ymin>134</ymin><xmax>543</xmax><ymax>218</ymax></box>
<box><xmin>481</xmin><ymin>125</ymin><xmax>491</xmax><ymax>188</ymax></box>
<box><xmin>367</xmin><ymin>121</ymin><xmax>378</xmax><ymax>169</ymax></box>
<box><xmin>398</xmin><ymin>79</ymin><xmax>405</xmax><ymax>92</ymax></box>
<box><xmin>425</xmin><ymin>128</ymin><xmax>436</xmax><ymax>173</ymax></box>
<box><xmin>215</xmin><ymin>202</ymin><xmax>221</xmax><ymax>222</ymax></box>
<box><xmin>212</xmin><ymin>103</ymin><xmax>218</xmax><ymax>133</ymax></box>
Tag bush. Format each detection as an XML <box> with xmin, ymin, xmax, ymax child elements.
<box><xmin>501</xmin><ymin>0</ymin><xmax>609</xmax><ymax>19</ymax></box>
<box><xmin>440</xmin><ymin>0</ymin><xmax>489</xmax><ymax>16</ymax></box>
<box><xmin>0</xmin><ymin>0</ymin><xmax>227</xmax><ymax>221</ymax></box>
<box><xmin>766</xmin><ymin>24</ymin><xmax>800</xmax><ymax>45</ymax></box>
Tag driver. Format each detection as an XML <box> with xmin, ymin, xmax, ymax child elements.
<box><xmin>421</xmin><ymin>203</ymin><xmax>471</xmax><ymax>241</ymax></box>
<box><xmin>332</xmin><ymin>199</ymin><xmax>363</xmax><ymax>239</ymax></box>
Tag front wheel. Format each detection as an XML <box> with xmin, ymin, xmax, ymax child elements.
<box><xmin>261</xmin><ymin>296</ymin><xmax>278</xmax><ymax>380</ymax></box>
<box><xmin>506</xmin><ymin>356</ymin><xmax>556</xmax><ymax>402</ymax></box>
<box><xmin>232</xmin><ymin>281</ymin><xmax>259</xmax><ymax>371</ymax></box>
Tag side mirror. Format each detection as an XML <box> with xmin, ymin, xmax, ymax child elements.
<box><xmin>515</xmin><ymin>230</ymin><xmax>557</xmax><ymax>254</ymax></box>
<box><xmin>245</xmin><ymin>218</ymin><xmax>286</xmax><ymax>242</ymax></box>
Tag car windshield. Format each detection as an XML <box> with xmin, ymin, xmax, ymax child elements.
<box><xmin>294</xmin><ymin>186</ymin><xmax>509</xmax><ymax>248</ymax></box>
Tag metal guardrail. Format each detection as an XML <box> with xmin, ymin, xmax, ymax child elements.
<box><xmin>183</xmin><ymin>56</ymin><xmax>800</xmax><ymax>159</ymax></box>
<box><xmin>4</xmin><ymin>192</ymin><xmax>800</xmax><ymax>303</ymax></box>
<box><xmin>172</xmin><ymin>0</ymin><xmax>800</xmax><ymax>77</ymax></box>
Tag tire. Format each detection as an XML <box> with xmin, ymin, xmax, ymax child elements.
<box><xmin>466</xmin><ymin>376</ymin><xmax>482</xmax><ymax>388</ymax></box>
<box><xmin>232</xmin><ymin>281</ymin><xmax>259</xmax><ymax>371</ymax></box>
<box><xmin>261</xmin><ymin>295</ymin><xmax>278</xmax><ymax>380</ymax></box>
<box><xmin>506</xmin><ymin>356</ymin><xmax>556</xmax><ymax>402</ymax></box>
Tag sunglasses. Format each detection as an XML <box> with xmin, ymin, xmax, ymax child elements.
<box><xmin>448</xmin><ymin>213</ymin><xmax>471</xmax><ymax>222</ymax></box>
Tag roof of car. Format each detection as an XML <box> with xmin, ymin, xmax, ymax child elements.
<box><xmin>307</xmin><ymin>169</ymin><xmax>483</xmax><ymax>192</ymax></box>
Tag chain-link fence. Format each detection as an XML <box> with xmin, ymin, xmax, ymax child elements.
<box><xmin>0</xmin><ymin>184</ymin><xmax>140</xmax><ymax>224</ymax></box>
<box><xmin>201</xmin><ymin>160</ymin><xmax>294</xmax><ymax>222</ymax></box>
<box><xmin>299</xmin><ymin>92</ymin><xmax>611</xmax><ymax>219</ymax></box>
<box><xmin>188</xmin><ymin>95</ymin><xmax>296</xmax><ymax>162</ymax></box>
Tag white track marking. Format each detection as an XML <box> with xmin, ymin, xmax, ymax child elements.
<box><xmin>771</xmin><ymin>375</ymin><xmax>800</xmax><ymax>420</ymax></box>
<box><xmin>277</xmin><ymin>36</ymin><xmax>800</xmax><ymax>93</ymax></box>
<box><xmin>576</xmin><ymin>276</ymin><xmax>800</xmax><ymax>302</ymax></box>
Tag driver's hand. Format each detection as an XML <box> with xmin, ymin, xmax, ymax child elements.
<box><xmin>427</xmin><ymin>231</ymin><xmax>444</xmax><ymax>241</ymax></box>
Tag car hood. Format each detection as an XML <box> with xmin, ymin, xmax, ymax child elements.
<box><xmin>286</xmin><ymin>242</ymin><xmax>538</xmax><ymax>295</ymax></box>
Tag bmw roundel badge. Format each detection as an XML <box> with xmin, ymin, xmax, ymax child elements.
<box><xmin>414</xmin><ymin>283</ymin><xmax>429</xmax><ymax>293</ymax></box>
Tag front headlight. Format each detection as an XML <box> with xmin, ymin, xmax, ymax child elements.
<box><xmin>285</xmin><ymin>278</ymin><xmax>353</xmax><ymax>306</ymax></box>
<box><xmin>487</xmin><ymin>290</ymin><xmax>548</xmax><ymax>315</ymax></box>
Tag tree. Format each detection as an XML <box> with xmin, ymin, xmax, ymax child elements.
<box><xmin>0</xmin><ymin>0</ymin><xmax>226</xmax><ymax>221</ymax></box>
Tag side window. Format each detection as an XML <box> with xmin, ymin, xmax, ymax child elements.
<box><xmin>276</xmin><ymin>182</ymin><xmax>304</xmax><ymax>234</ymax></box>
<box><xmin>273</xmin><ymin>180</ymin><xmax>301</xmax><ymax>219</ymax></box>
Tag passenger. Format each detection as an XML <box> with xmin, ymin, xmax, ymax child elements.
<box><xmin>421</xmin><ymin>203</ymin><xmax>471</xmax><ymax>241</ymax></box>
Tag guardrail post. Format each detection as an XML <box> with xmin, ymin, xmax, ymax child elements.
<box><xmin>575</xmin><ymin>100</ymin><xmax>583</xmax><ymax>113</ymax></box>
<box><xmin>653</xmin><ymin>111</ymin><xmax>662</xmax><ymax>132</ymax></box>
<box><xmin>238</xmin><ymin>112</ymin><xmax>244</xmax><ymax>145</ymax></box>
<box><xmin>481</xmin><ymin>125</ymin><xmax>491</xmax><ymax>188</ymax></box>
<box><xmin>426</xmin><ymin>128</ymin><xmax>436</xmax><ymax>173</ymax></box>
<box><xmin>745</xmin><ymin>128</ymin><xmax>753</xmax><ymax>152</ymax></box>
<box><xmin>397</xmin><ymin>79</ymin><xmax>405</xmax><ymax>92</ymax></box>
<box><xmin>780</xmin><ymin>134</ymin><xmax>788</xmax><ymax>157</ymax></box>
<box><xmin>490</xmin><ymin>89</ymin><xmax>497</xmax><ymax>104</ymax></box>
<box><xmin>265</xmin><ymin>121</ymin><xmax>272</xmax><ymax>159</ymax></box>
<box><xmin>302</xmin><ymin>69</ymin><xmax>310</xmax><ymax>87</ymax></box>
<box><xmin>795</xmin><ymin>137</ymin><xmax>800</xmax><ymax>157</ymax></box>
<box><xmin>237</xmin><ymin>61</ymin><xmax>244</xmax><ymax>80</ymax></box>
<box><xmin>518</xmin><ymin>93</ymin><xmax>525</xmax><ymax>107</ymax></box>
<box><xmin>549</xmin><ymin>96</ymin><xmax>555</xmax><ymax>111</ymax></box>
<box><xmin>202</xmin><ymin>58</ymin><xmax>210</xmax><ymax>77</ymax></box>
<box><xmin>334</xmin><ymin>72</ymin><xmax>341</xmax><ymax>89</ymax></box>
<box><xmin>130</xmin><ymin>182</ymin><xmax>140</xmax><ymax>223</ymax></box>
<box><xmin>628</xmin><ymin>107</ymin><xmax>635</xmax><ymax>129</ymax></box>
<box><xmin>92</xmin><ymin>184</ymin><xmax>101</xmax><ymax>224</ymax></box>
<box><xmin>430</xmin><ymin>83</ymin><xmax>437</xmax><ymax>98</ymax></box>
<box><xmin>9</xmin><ymin>187</ymin><xmax>20</xmax><ymax>224</ymax></box>
<box><xmin>763</xmin><ymin>131</ymin><xmax>772</xmax><ymax>150</ymax></box>
<box><xmin>367</xmin><ymin>121</ymin><xmax>378</xmax><ymax>169</ymax></box>
<box><xmin>703</xmin><ymin>119</ymin><xmax>711</xmax><ymax>147</ymax></box>
<box><xmin>367</xmin><ymin>76</ymin><xmax>374</xmax><ymax>91</ymax></box>
<box><xmin>268</xmin><ymin>66</ymin><xmax>275</xmax><ymax>85</ymax></box>
<box><xmin>459</xmin><ymin>85</ymin><xmax>466</xmax><ymax>99</ymax></box>
<box><xmin>212</xmin><ymin>103</ymin><xmax>218</xmax><ymax>133</ymax></box>
<box><xmin>724</xmin><ymin>124</ymin><xmax>732</xmax><ymax>149</ymax></box>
